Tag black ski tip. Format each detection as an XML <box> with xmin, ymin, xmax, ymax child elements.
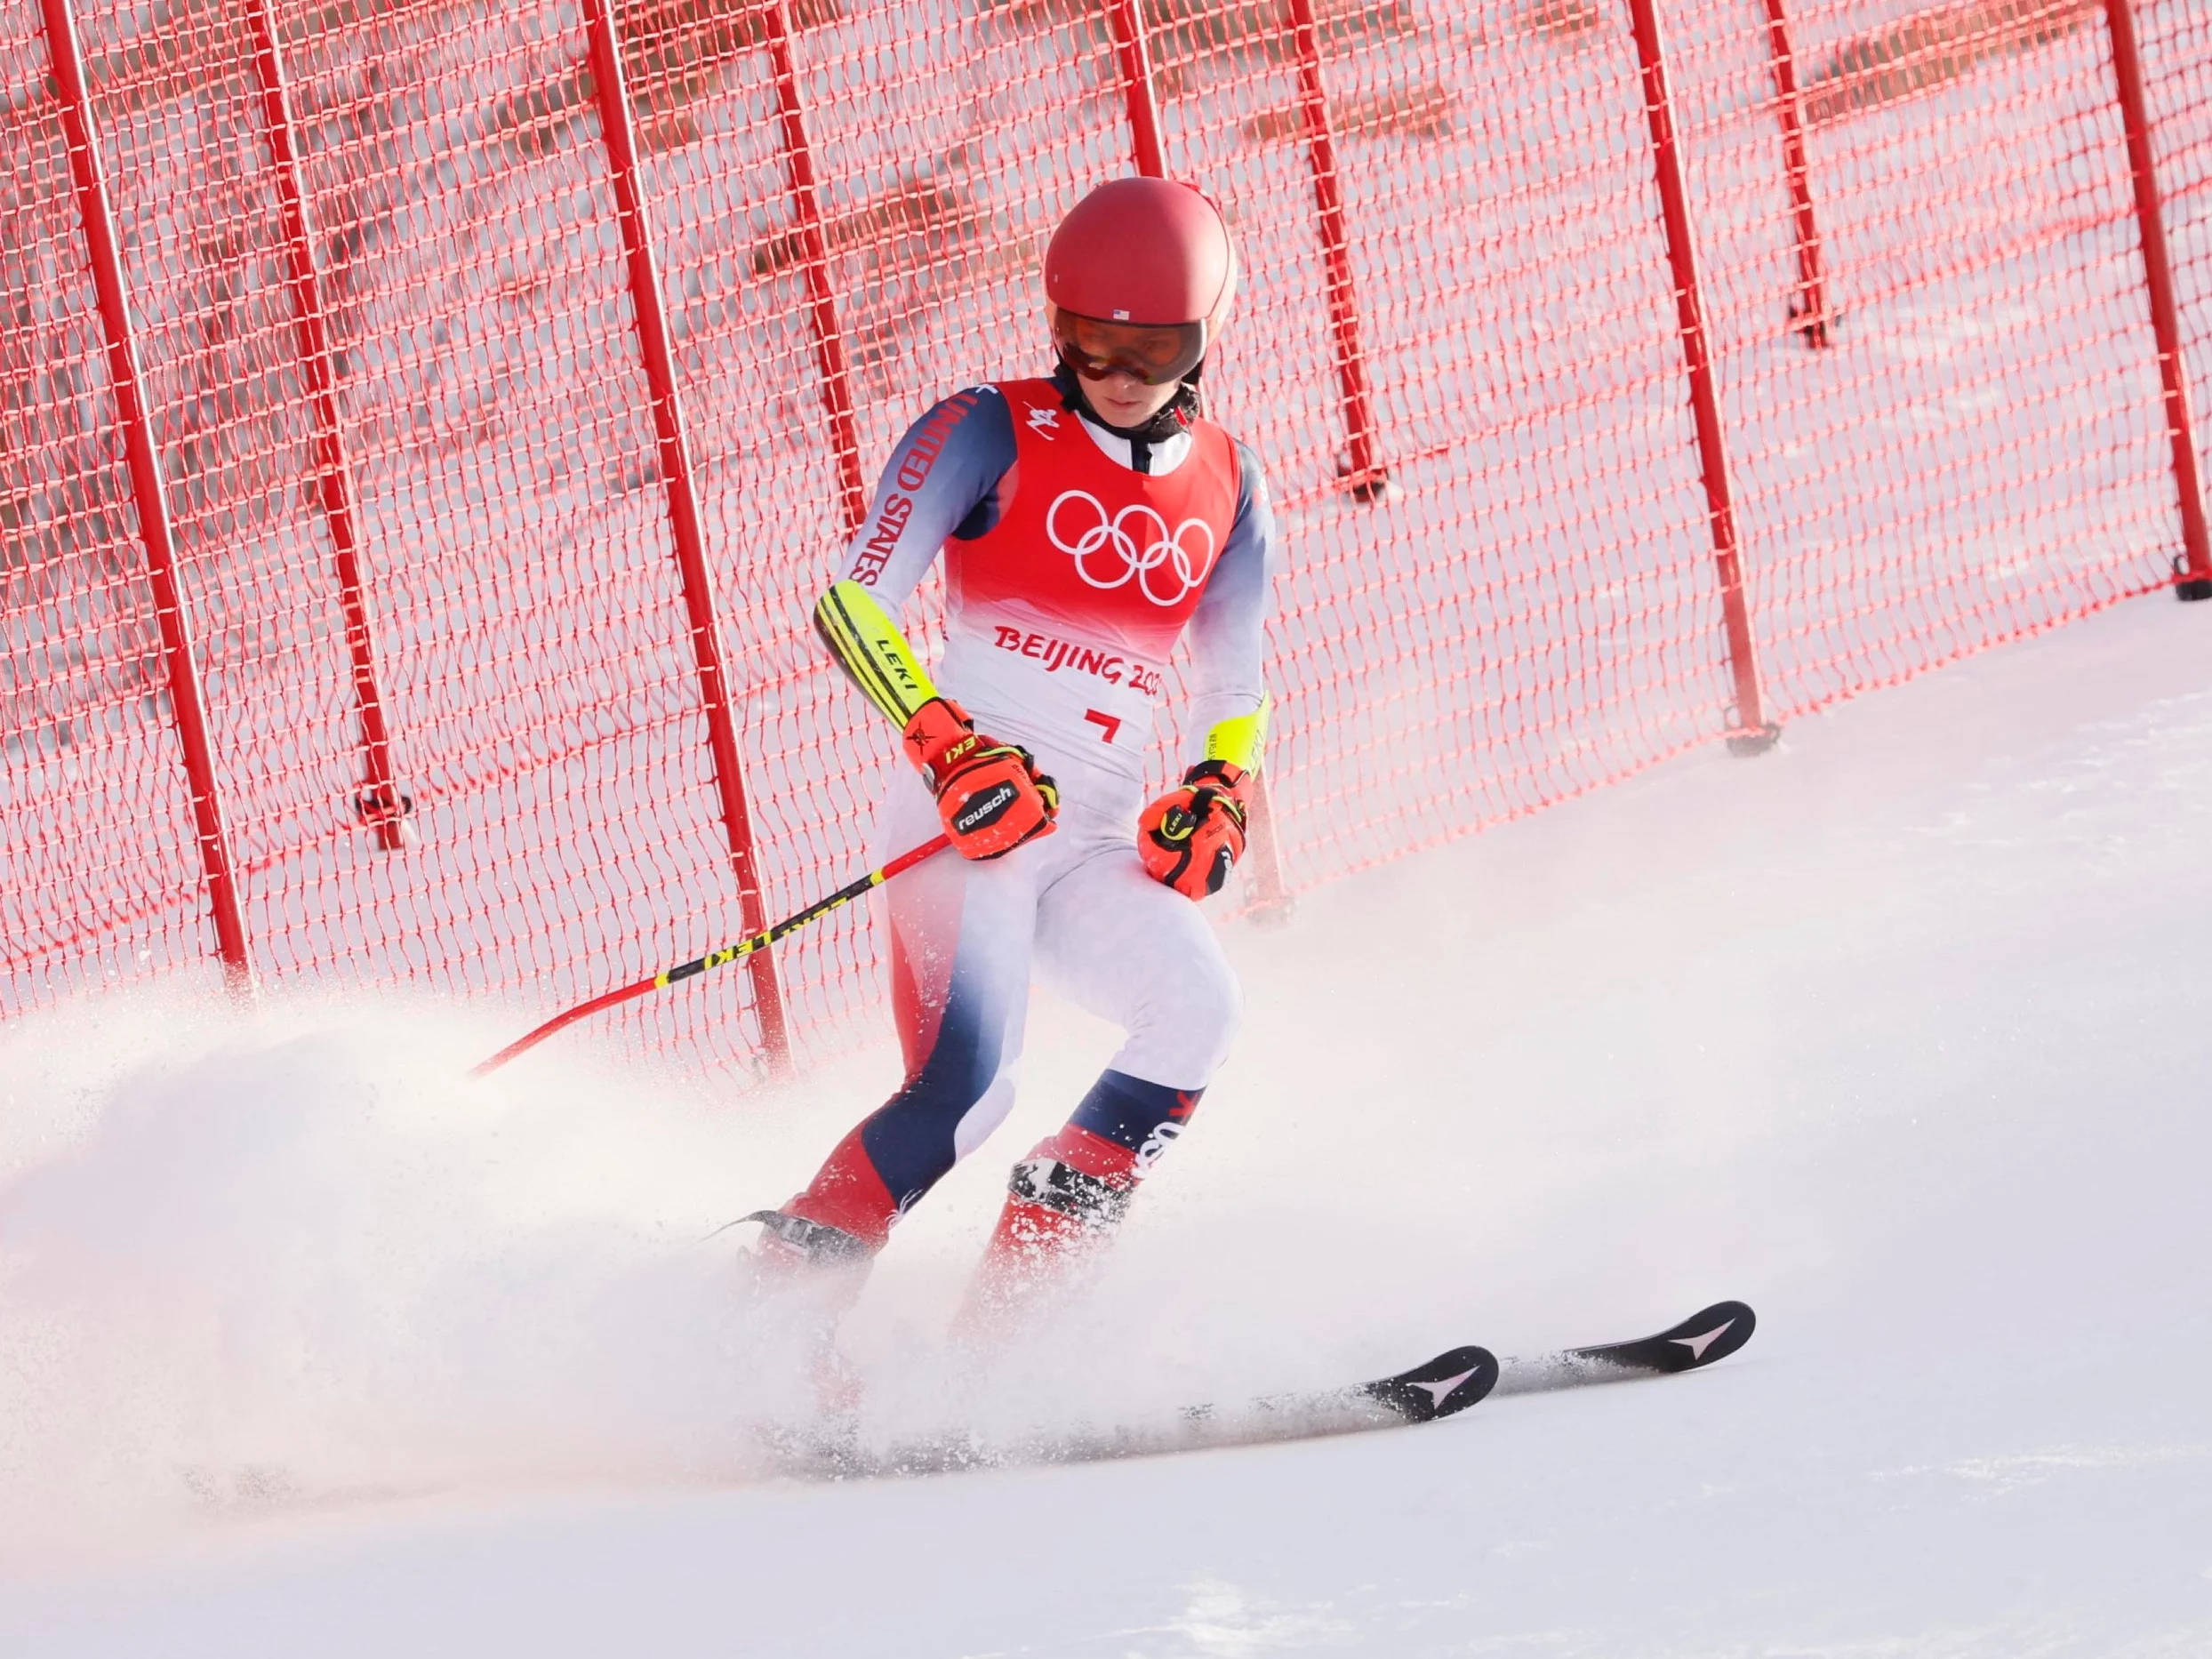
<box><xmin>1362</xmin><ymin>1344</ymin><xmax>1499</xmax><ymax>1423</ymax></box>
<box><xmin>1570</xmin><ymin>1300</ymin><xmax>1756</xmax><ymax>1375</ymax></box>
<box><xmin>1647</xmin><ymin>1300</ymin><xmax>1756</xmax><ymax>1372</ymax></box>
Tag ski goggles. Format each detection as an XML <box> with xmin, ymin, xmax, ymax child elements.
<box><xmin>1051</xmin><ymin>309</ymin><xmax>1207</xmax><ymax>387</ymax></box>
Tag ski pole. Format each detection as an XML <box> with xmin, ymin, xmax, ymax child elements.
<box><xmin>473</xmin><ymin>835</ymin><xmax>951</xmax><ymax>1076</ymax></box>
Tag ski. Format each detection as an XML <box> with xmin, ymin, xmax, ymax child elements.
<box><xmin>1493</xmin><ymin>1299</ymin><xmax>1757</xmax><ymax>1396</ymax></box>
<box><xmin>776</xmin><ymin>1300</ymin><xmax>1755</xmax><ymax>1480</ymax></box>
<box><xmin>780</xmin><ymin>1342</ymin><xmax>1501</xmax><ymax>1479</ymax></box>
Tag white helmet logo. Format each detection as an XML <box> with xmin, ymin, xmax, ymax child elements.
<box><xmin>1046</xmin><ymin>491</ymin><xmax>1218</xmax><ymax>606</ymax></box>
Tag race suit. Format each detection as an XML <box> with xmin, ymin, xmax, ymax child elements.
<box><xmin>782</xmin><ymin>375</ymin><xmax>1279</xmax><ymax>1251</ymax></box>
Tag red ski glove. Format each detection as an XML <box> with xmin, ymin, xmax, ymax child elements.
<box><xmin>1138</xmin><ymin>760</ymin><xmax>1250</xmax><ymax>899</ymax></box>
<box><xmin>902</xmin><ymin>697</ymin><xmax>1058</xmax><ymax>860</ymax></box>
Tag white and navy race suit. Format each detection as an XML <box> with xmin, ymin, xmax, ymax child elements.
<box><xmin>782</xmin><ymin>374</ymin><xmax>1281</xmax><ymax>1249</ymax></box>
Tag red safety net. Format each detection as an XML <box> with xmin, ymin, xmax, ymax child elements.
<box><xmin>2140</xmin><ymin>0</ymin><xmax>2212</xmax><ymax>418</ymax></box>
<box><xmin>3</xmin><ymin>0</ymin><xmax>2207</xmax><ymax>1078</ymax></box>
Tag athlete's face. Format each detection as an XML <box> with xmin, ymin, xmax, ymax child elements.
<box><xmin>1051</xmin><ymin>309</ymin><xmax>1199</xmax><ymax>429</ymax></box>
<box><xmin>1084</xmin><ymin>369</ymin><xmax>1182</xmax><ymax>429</ymax></box>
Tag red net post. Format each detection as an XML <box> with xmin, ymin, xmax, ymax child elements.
<box><xmin>1106</xmin><ymin>0</ymin><xmax>1168</xmax><ymax>178</ymax></box>
<box><xmin>2101</xmin><ymin>0</ymin><xmax>2212</xmax><ymax>599</ymax></box>
<box><xmin>242</xmin><ymin>0</ymin><xmax>411</xmax><ymax>850</ymax></box>
<box><xmin>1237</xmin><ymin>765</ymin><xmax>1292</xmax><ymax>922</ymax></box>
<box><xmin>1625</xmin><ymin>0</ymin><xmax>1776</xmax><ymax>754</ymax></box>
<box><xmin>581</xmin><ymin>0</ymin><xmax>791</xmax><ymax>1070</ymax></box>
<box><xmin>764</xmin><ymin>0</ymin><xmax>868</xmax><ymax>533</ymax></box>
<box><xmin>1285</xmin><ymin>0</ymin><xmax>1386</xmax><ymax>502</ymax></box>
<box><xmin>1761</xmin><ymin>0</ymin><xmax>1832</xmax><ymax>349</ymax></box>
<box><xmin>36</xmin><ymin>0</ymin><xmax>254</xmax><ymax>985</ymax></box>
<box><xmin>1101</xmin><ymin>0</ymin><xmax>1293</xmax><ymax>920</ymax></box>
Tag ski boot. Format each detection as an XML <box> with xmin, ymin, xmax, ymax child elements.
<box><xmin>737</xmin><ymin>1208</ymin><xmax>874</xmax><ymax>1461</ymax></box>
<box><xmin>954</xmin><ymin>1126</ymin><xmax>1139</xmax><ymax>1348</ymax></box>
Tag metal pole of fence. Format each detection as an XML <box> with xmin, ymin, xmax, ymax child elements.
<box><xmin>764</xmin><ymin>0</ymin><xmax>869</xmax><ymax>534</ymax></box>
<box><xmin>1102</xmin><ymin>0</ymin><xmax>1294</xmax><ymax>920</ymax></box>
<box><xmin>2100</xmin><ymin>0</ymin><xmax>2212</xmax><ymax>602</ymax></box>
<box><xmin>581</xmin><ymin>0</ymin><xmax>793</xmax><ymax>1071</ymax></box>
<box><xmin>1237</xmin><ymin>765</ymin><xmax>1293</xmax><ymax>921</ymax></box>
<box><xmin>244</xmin><ymin>0</ymin><xmax>412</xmax><ymax>848</ymax></box>
<box><xmin>40</xmin><ymin>0</ymin><xmax>256</xmax><ymax>986</ymax></box>
<box><xmin>1104</xmin><ymin>0</ymin><xmax>1167</xmax><ymax>179</ymax></box>
<box><xmin>1624</xmin><ymin>0</ymin><xmax>1778</xmax><ymax>754</ymax></box>
<box><xmin>1284</xmin><ymin>0</ymin><xmax>1386</xmax><ymax>502</ymax></box>
<box><xmin>1760</xmin><ymin>0</ymin><xmax>1832</xmax><ymax>349</ymax></box>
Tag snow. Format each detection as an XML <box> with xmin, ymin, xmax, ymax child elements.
<box><xmin>4</xmin><ymin>590</ymin><xmax>2211</xmax><ymax>1655</ymax></box>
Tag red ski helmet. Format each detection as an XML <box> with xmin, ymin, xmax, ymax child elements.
<box><xmin>1045</xmin><ymin>177</ymin><xmax>1237</xmax><ymax>386</ymax></box>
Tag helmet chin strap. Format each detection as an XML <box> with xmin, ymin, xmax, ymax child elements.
<box><xmin>1051</xmin><ymin>363</ymin><xmax>1203</xmax><ymax>445</ymax></box>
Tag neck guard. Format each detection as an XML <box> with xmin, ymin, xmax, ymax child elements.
<box><xmin>1051</xmin><ymin>364</ymin><xmax>1203</xmax><ymax>445</ymax></box>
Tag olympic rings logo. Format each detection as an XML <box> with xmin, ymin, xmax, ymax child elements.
<box><xmin>1045</xmin><ymin>490</ymin><xmax>1218</xmax><ymax>607</ymax></box>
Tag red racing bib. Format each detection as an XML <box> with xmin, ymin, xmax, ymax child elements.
<box><xmin>938</xmin><ymin>379</ymin><xmax>1242</xmax><ymax>769</ymax></box>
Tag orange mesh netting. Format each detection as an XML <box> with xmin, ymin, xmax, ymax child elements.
<box><xmin>4</xmin><ymin>0</ymin><xmax>2206</xmax><ymax>1077</ymax></box>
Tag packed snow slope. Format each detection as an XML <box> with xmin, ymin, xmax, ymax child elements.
<box><xmin>3</xmin><ymin>594</ymin><xmax>2210</xmax><ymax>1656</ymax></box>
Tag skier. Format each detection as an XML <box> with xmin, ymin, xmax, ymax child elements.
<box><xmin>744</xmin><ymin>176</ymin><xmax>1281</xmax><ymax>1338</ymax></box>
